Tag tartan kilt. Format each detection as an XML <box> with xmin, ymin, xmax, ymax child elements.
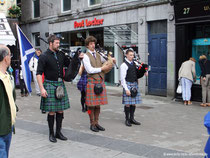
<box><xmin>85</xmin><ymin>77</ymin><xmax>108</xmax><ymax>106</ymax></box>
<box><xmin>40</xmin><ymin>80</ymin><xmax>70</xmax><ymax>112</ymax></box>
<box><xmin>122</xmin><ymin>81</ymin><xmax>142</xmax><ymax>105</ymax></box>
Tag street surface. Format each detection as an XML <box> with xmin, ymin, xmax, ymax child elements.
<box><xmin>9</xmin><ymin>83</ymin><xmax>209</xmax><ymax>158</ymax></box>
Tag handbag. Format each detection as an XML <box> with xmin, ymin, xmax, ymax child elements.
<box><xmin>55</xmin><ymin>86</ymin><xmax>65</xmax><ymax>99</ymax></box>
<box><xmin>176</xmin><ymin>81</ymin><xmax>182</xmax><ymax>94</ymax></box>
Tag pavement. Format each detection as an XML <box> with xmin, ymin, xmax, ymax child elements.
<box><xmin>9</xmin><ymin>83</ymin><xmax>209</xmax><ymax>158</ymax></box>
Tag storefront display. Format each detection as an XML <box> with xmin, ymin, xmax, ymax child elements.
<box><xmin>173</xmin><ymin>0</ymin><xmax>210</xmax><ymax>101</ymax></box>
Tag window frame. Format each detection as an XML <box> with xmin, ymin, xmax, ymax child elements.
<box><xmin>88</xmin><ymin>0</ymin><xmax>101</xmax><ymax>7</ymax></box>
<box><xmin>61</xmin><ymin>0</ymin><xmax>71</xmax><ymax>13</ymax></box>
<box><xmin>32</xmin><ymin>0</ymin><xmax>40</xmax><ymax>19</ymax></box>
<box><xmin>32</xmin><ymin>32</ymin><xmax>40</xmax><ymax>47</ymax></box>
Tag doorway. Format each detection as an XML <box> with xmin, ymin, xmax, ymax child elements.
<box><xmin>148</xmin><ymin>20</ymin><xmax>167</xmax><ymax>96</ymax></box>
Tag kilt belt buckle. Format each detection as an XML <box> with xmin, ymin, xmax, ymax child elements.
<box><xmin>58</xmin><ymin>78</ymin><xmax>62</xmax><ymax>81</ymax></box>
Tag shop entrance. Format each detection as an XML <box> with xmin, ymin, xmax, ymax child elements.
<box><xmin>148</xmin><ymin>21</ymin><xmax>167</xmax><ymax>96</ymax></box>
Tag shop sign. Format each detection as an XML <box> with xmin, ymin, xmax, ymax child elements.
<box><xmin>74</xmin><ymin>18</ymin><xmax>104</xmax><ymax>29</ymax></box>
<box><xmin>174</xmin><ymin>1</ymin><xmax>210</xmax><ymax>24</ymax></box>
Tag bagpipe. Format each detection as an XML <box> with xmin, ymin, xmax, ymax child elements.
<box><xmin>38</xmin><ymin>36</ymin><xmax>81</xmax><ymax>82</ymax></box>
<box><xmin>60</xmin><ymin>48</ymin><xmax>82</xmax><ymax>82</ymax></box>
<box><xmin>95</xmin><ymin>44</ymin><xmax>118</xmax><ymax>74</ymax></box>
<box><xmin>115</xmin><ymin>42</ymin><xmax>148</xmax><ymax>79</ymax></box>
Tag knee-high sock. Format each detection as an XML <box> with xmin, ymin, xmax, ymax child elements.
<box><xmin>88</xmin><ymin>107</ymin><xmax>95</xmax><ymax>125</ymax></box>
<box><xmin>47</xmin><ymin>114</ymin><xmax>55</xmax><ymax>134</ymax></box>
<box><xmin>94</xmin><ymin>106</ymin><xmax>100</xmax><ymax>125</ymax></box>
<box><xmin>56</xmin><ymin>113</ymin><xmax>64</xmax><ymax>134</ymax></box>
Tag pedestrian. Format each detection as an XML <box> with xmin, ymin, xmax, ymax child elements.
<box><xmin>19</xmin><ymin>59</ymin><xmax>28</xmax><ymax>97</ymax></box>
<box><xmin>178</xmin><ymin>57</ymin><xmax>196</xmax><ymax>105</ymax></box>
<box><xmin>204</xmin><ymin>111</ymin><xmax>210</xmax><ymax>158</ymax></box>
<box><xmin>120</xmin><ymin>49</ymin><xmax>143</xmax><ymax>127</ymax></box>
<box><xmin>0</xmin><ymin>45</ymin><xmax>17</xmax><ymax>158</ymax></box>
<box><xmin>199</xmin><ymin>55</ymin><xmax>210</xmax><ymax>107</ymax></box>
<box><xmin>36</xmin><ymin>35</ymin><xmax>70</xmax><ymax>143</ymax></box>
<box><xmin>77</xmin><ymin>62</ymin><xmax>88</xmax><ymax>112</ymax></box>
<box><xmin>82</xmin><ymin>36</ymin><xmax>115</xmax><ymax>132</ymax></box>
<box><xmin>29</xmin><ymin>48</ymin><xmax>42</xmax><ymax>96</ymax></box>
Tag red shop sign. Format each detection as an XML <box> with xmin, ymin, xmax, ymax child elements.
<box><xmin>74</xmin><ymin>18</ymin><xmax>104</xmax><ymax>28</ymax></box>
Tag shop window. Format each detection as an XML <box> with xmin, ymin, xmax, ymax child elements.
<box><xmin>33</xmin><ymin>0</ymin><xmax>40</xmax><ymax>18</ymax></box>
<box><xmin>89</xmin><ymin>0</ymin><xmax>101</xmax><ymax>6</ymax></box>
<box><xmin>62</xmin><ymin>0</ymin><xmax>71</xmax><ymax>12</ymax></box>
<box><xmin>192</xmin><ymin>38</ymin><xmax>210</xmax><ymax>84</ymax></box>
<box><xmin>104</xmin><ymin>23</ymin><xmax>138</xmax><ymax>84</ymax></box>
<box><xmin>33</xmin><ymin>33</ymin><xmax>40</xmax><ymax>47</ymax></box>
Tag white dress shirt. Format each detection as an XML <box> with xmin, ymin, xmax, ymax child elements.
<box><xmin>29</xmin><ymin>56</ymin><xmax>38</xmax><ymax>72</ymax></box>
<box><xmin>120</xmin><ymin>58</ymin><xmax>133</xmax><ymax>91</ymax></box>
<box><xmin>82</xmin><ymin>49</ymin><xmax>106</xmax><ymax>74</ymax></box>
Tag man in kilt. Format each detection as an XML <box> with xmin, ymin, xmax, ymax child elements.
<box><xmin>83</xmin><ymin>36</ymin><xmax>115</xmax><ymax>132</ymax></box>
<box><xmin>120</xmin><ymin>49</ymin><xmax>145</xmax><ymax>127</ymax></box>
<box><xmin>36</xmin><ymin>35</ymin><xmax>70</xmax><ymax>143</ymax></box>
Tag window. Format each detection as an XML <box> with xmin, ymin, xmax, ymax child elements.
<box><xmin>33</xmin><ymin>33</ymin><xmax>40</xmax><ymax>47</ymax></box>
<box><xmin>62</xmin><ymin>0</ymin><xmax>71</xmax><ymax>12</ymax></box>
<box><xmin>33</xmin><ymin>0</ymin><xmax>40</xmax><ymax>18</ymax></box>
<box><xmin>104</xmin><ymin>23</ymin><xmax>138</xmax><ymax>84</ymax></box>
<box><xmin>89</xmin><ymin>0</ymin><xmax>101</xmax><ymax>6</ymax></box>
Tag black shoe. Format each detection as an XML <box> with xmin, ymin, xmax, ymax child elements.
<box><xmin>49</xmin><ymin>134</ymin><xmax>57</xmax><ymax>143</ymax></box>
<box><xmin>82</xmin><ymin>108</ymin><xmax>86</xmax><ymax>113</ymax></box>
<box><xmin>130</xmin><ymin>119</ymin><xmax>141</xmax><ymax>125</ymax></box>
<box><xmin>56</xmin><ymin>132</ymin><xmax>67</xmax><ymax>141</ymax></box>
<box><xmin>125</xmin><ymin>119</ymin><xmax>132</xmax><ymax>127</ymax></box>
<box><xmin>90</xmin><ymin>125</ymin><xmax>99</xmax><ymax>132</ymax></box>
<box><xmin>42</xmin><ymin>110</ymin><xmax>46</xmax><ymax>114</ymax></box>
<box><xmin>95</xmin><ymin>124</ymin><xmax>105</xmax><ymax>131</ymax></box>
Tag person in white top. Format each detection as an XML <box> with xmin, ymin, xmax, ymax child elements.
<box><xmin>29</xmin><ymin>48</ymin><xmax>42</xmax><ymax>96</ymax></box>
<box><xmin>82</xmin><ymin>36</ymin><xmax>115</xmax><ymax>132</ymax></box>
<box><xmin>120</xmin><ymin>49</ymin><xmax>147</xmax><ymax>127</ymax></box>
<box><xmin>178</xmin><ymin>57</ymin><xmax>196</xmax><ymax>105</ymax></box>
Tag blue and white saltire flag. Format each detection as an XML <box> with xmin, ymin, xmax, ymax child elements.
<box><xmin>16</xmin><ymin>25</ymin><xmax>35</xmax><ymax>94</ymax></box>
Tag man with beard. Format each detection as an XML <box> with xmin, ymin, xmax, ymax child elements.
<box><xmin>36</xmin><ymin>35</ymin><xmax>70</xmax><ymax>143</ymax></box>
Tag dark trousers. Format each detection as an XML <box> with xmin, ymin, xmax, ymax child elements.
<box><xmin>20</xmin><ymin>79</ymin><xmax>28</xmax><ymax>94</ymax></box>
<box><xmin>81</xmin><ymin>90</ymin><xmax>86</xmax><ymax>107</ymax></box>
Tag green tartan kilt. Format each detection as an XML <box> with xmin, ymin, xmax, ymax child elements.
<box><xmin>40</xmin><ymin>80</ymin><xmax>70</xmax><ymax>112</ymax></box>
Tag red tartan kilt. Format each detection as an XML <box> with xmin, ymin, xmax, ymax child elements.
<box><xmin>85</xmin><ymin>77</ymin><xmax>108</xmax><ymax>106</ymax></box>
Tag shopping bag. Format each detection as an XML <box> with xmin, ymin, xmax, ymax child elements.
<box><xmin>176</xmin><ymin>82</ymin><xmax>182</xmax><ymax>94</ymax></box>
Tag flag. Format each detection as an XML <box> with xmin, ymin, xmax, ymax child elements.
<box><xmin>16</xmin><ymin>25</ymin><xmax>35</xmax><ymax>93</ymax></box>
